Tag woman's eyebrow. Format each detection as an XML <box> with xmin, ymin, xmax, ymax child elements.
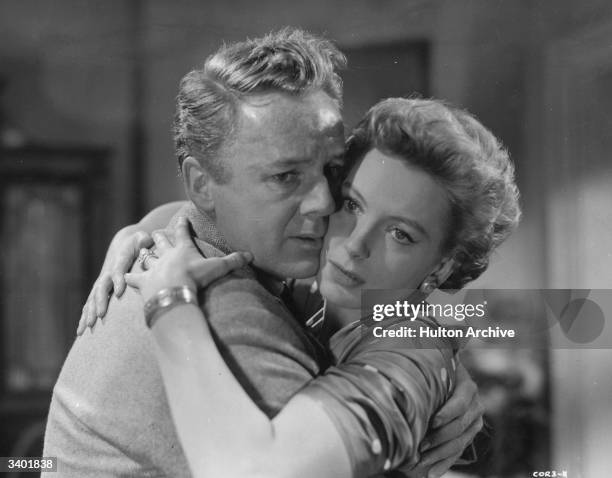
<box><xmin>389</xmin><ymin>215</ymin><xmax>429</xmax><ymax>240</ymax></box>
<box><xmin>342</xmin><ymin>182</ymin><xmax>367</xmax><ymax>206</ymax></box>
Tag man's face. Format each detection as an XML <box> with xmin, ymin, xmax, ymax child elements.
<box><xmin>209</xmin><ymin>90</ymin><xmax>345</xmax><ymax>279</ymax></box>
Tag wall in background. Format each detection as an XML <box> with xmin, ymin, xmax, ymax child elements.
<box><xmin>0</xmin><ymin>0</ymin><xmax>133</xmax><ymax>243</ymax></box>
<box><xmin>0</xmin><ymin>0</ymin><xmax>530</xmax><ymax>263</ymax></box>
<box><xmin>525</xmin><ymin>2</ymin><xmax>612</xmax><ymax>476</ymax></box>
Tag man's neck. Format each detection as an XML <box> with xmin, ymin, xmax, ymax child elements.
<box><xmin>178</xmin><ymin>201</ymin><xmax>288</xmax><ymax>299</ymax></box>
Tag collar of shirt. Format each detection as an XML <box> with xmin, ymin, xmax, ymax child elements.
<box><xmin>175</xmin><ymin>201</ymin><xmax>288</xmax><ymax>300</ymax></box>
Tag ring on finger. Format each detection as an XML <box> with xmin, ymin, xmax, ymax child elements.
<box><xmin>137</xmin><ymin>248</ymin><xmax>158</xmax><ymax>270</ymax></box>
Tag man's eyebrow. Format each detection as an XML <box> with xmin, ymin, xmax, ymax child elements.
<box><xmin>251</xmin><ymin>157</ymin><xmax>314</xmax><ymax>171</ymax></box>
<box><xmin>273</xmin><ymin>157</ymin><xmax>314</xmax><ymax>167</ymax></box>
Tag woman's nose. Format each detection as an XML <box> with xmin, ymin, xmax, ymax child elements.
<box><xmin>343</xmin><ymin>228</ymin><xmax>370</xmax><ymax>260</ymax></box>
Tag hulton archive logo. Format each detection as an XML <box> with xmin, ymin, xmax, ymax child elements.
<box><xmin>360</xmin><ymin>289</ymin><xmax>609</xmax><ymax>348</ymax></box>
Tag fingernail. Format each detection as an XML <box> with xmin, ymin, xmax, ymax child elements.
<box><xmin>242</xmin><ymin>251</ymin><xmax>253</xmax><ymax>262</ymax></box>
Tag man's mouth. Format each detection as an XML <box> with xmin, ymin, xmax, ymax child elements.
<box><xmin>328</xmin><ymin>259</ymin><xmax>365</xmax><ymax>287</ymax></box>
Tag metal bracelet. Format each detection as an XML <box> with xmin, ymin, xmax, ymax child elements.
<box><xmin>144</xmin><ymin>285</ymin><xmax>198</xmax><ymax>328</ymax></box>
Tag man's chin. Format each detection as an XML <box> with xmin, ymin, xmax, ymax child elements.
<box><xmin>275</xmin><ymin>257</ymin><xmax>320</xmax><ymax>280</ymax></box>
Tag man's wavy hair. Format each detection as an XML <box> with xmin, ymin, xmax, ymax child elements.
<box><xmin>345</xmin><ymin>98</ymin><xmax>521</xmax><ymax>290</ymax></box>
<box><xmin>173</xmin><ymin>28</ymin><xmax>346</xmax><ymax>182</ymax></box>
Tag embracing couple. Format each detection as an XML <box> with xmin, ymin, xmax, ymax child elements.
<box><xmin>43</xmin><ymin>28</ymin><xmax>520</xmax><ymax>478</ymax></box>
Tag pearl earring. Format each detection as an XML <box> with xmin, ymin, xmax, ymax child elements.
<box><xmin>419</xmin><ymin>280</ymin><xmax>436</xmax><ymax>294</ymax></box>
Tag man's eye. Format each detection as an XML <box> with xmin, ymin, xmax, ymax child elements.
<box><xmin>271</xmin><ymin>171</ymin><xmax>299</xmax><ymax>184</ymax></box>
<box><xmin>389</xmin><ymin>227</ymin><xmax>415</xmax><ymax>245</ymax></box>
<box><xmin>324</xmin><ymin>164</ymin><xmax>344</xmax><ymax>181</ymax></box>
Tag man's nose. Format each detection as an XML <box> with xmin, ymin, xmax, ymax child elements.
<box><xmin>300</xmin><ymin>177</ymin><xmax>335</xmax><ymax>218</ymax></box>
<box><xmin>343</xmin><ymin>225</ymin><xmax>371</xmax><ymax>260</ymax></box>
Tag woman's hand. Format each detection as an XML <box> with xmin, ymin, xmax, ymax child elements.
<box><xmin>77</xmin><ymin>226</ymin><xmax>153</xmax><ymax>335</ymax></box>
<box><xmin>125</xmin><ymin>217</ymin><xmax>252</xmax><ymax>303</ymax></box>
<box><xmin>413</xmin><ymin>362</ymin><xmax>484</xmax><ymax>477</ymax></box>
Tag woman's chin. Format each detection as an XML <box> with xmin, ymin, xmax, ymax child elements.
<box><xmin>319</xmin><ymin>277</ymin><xmax>361</xmax><ymax>310</ymax></box>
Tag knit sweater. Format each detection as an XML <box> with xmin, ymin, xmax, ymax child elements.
<box><xmin>42</xmin><ymin>203</ymin><xmax>326</xmax><ymax>477</ymax></box>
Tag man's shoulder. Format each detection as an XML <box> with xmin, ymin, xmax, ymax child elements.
<box><xmin>53</xmin><ymin>285</ymin><xmax>160</xmax><ymax>402</ymax></box>
<box><xmin>46</xmin><ymin>286</ymin><xmax>184</xmax><ymax>475</ymax></box>
<box><xmin>204</xmin><ymin>268</ymin><xmax>313</xmax><ymax>347</ymax></box>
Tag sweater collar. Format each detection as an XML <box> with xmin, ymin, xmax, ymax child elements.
<box><xmin>171</xmin><ymin>202</ymin><xmax>286</xmax><ymax>298</ymax></box>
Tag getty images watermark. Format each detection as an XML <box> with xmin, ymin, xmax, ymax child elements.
<box><xmin>360</xmin><ymin>289</ymin><xmax>610</xmax><ymax>348</ymax></box>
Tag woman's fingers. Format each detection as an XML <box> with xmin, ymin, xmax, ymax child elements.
<box><xmin>125</xmin><ymin>271</ymin><xmax>143</xmax><ymax>289</ymax></box>
<box><xmin>94</xmin><ymin>276</ymin><xmax>114</xmax><ymax>318</ymax></box>
<box><xmin>152</xmin><ymin>230</ymin><xmax>172</xmax><ymax>252</ymax></box>
<box><xmin>113</xmin><ymin>252</ymin><xmax>137</xmax><ymax>293</ymax></box>
<box><xmin>422</xmin><ymin>394</ymin><xmax>483</xmax><ymax>451</ymax></box>
<box><xmin>174</xmin><ymin>217</ymin><xmax>192</xmax><ymax>245</ymax></box>
<box><xmin>135</xmin><ymin>230</ymin><xmax>154</xmax><ymax>249</ymax></box>
<box><xmin>190</xmin><ymin>252</ymin><xmax>253</xmax><ymax>286</ymax></box>
<box><xmin>421</xmin><ymin>418</ymin><xmax>482</xmax><ymax>477</ymax></box>
<box><xmin>112</xmin><ymin>271</ymin><xmax>127</xmax><ymax>297</ymax></box>
<box><xmin>77</xmin><ymin>301</ymin><xmax>91</xmax><ymax>336</ymax></box>
<box><xmin>87</xmin><ymin>297</ymin><xmax>98</xmax><ymax>328</ymax></box>
<box><xmin>110</xmin><ymin>230</ymin><xmax>152</xmax><ymax>296</ymax></box>
<box><xmin>430</xmin><ymin>363</ymin><xmax>479</xmax><ymax>429</ymax></box>
<box><xmin>423</xmin><ymin>455</ymin><xmax>458</xmax><ymax>478</ymax></box>
<box><xmin>137</xmin><ymin>247</ymin><xmax>158</xmax><ymax>271</ymax></box>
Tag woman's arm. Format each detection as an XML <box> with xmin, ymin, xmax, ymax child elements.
<box><xmin>77</xmin><ymin>201</ymin><xmax>187</xmax><ymax>335</ymax></box>
<box><xmin>128</xmin><ymin>218</ymin><xmax>454</xmax><ymax>478</ymax></box>
<box><xmin>126</xmin><ymin>218</ymin><xmax>350</xmax><ymax>478</ymax></box>
<box><xmin>152</xmin><ymin>305</ymin><xmax>351</xmax><ymax>478</ymax></box>
<box><xmin>78</xmin><ymin>212</ymin><xmax>475</xmax><ymax>476</ymax></box>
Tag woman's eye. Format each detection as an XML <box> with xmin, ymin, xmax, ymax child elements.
<box><xmin>342</xmin><ymin>198</ymin><xmax>360</xmax><ymax>213</ymax></box>
<box><xmin>390</xmin><ymin>227</ymin><xmax>415</xmax><ymax>245</ymax></box>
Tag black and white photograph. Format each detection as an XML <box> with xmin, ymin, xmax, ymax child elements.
<box><xmin>0</xmin><ymin>1</ymin><xmax>611</xmax><ymax>477</ymax></box>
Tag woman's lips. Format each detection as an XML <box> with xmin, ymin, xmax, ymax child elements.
<box><xmin>290</xmin><ymin>236</ymin><xmax>323</xmax><ymax>250</ymax></box>
<box><xmin>327</xmin><ymin>259</ymin><xmax>365</xmax><ymax>287</ymax></box>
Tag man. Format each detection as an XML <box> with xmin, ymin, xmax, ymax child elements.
<box><xmin>44</xmin><ymin>28</ymin><xmax>481</xmax><ymax>477</ymax></box>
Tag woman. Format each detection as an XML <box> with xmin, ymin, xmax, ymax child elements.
<box><xmin>81</xmin><ymin>98</ymin><xmax>520</xmax><ymax>478</ymax></box>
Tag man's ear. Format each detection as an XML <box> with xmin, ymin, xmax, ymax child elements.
<box><xmin>182</xmin><ymin>156</ymin><xmax>215</xmax><ymax>213</ymax></box>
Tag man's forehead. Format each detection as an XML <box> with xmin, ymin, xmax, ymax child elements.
<box><xmin>238</xmin><ymin>91</ymin><xmax>344</xmax><ymax>134</ymax></box>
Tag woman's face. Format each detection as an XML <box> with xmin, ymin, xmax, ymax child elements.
<box><xmin>318</xmin><ymin>148</ymin><xmax>452</xmax><ymax>309</ymax></box>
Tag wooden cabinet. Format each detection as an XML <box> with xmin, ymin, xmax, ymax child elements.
<box><xmin>0</xmin><ymin>145</ymin><xmax>109</xmax><ymax>459</ymax></box>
